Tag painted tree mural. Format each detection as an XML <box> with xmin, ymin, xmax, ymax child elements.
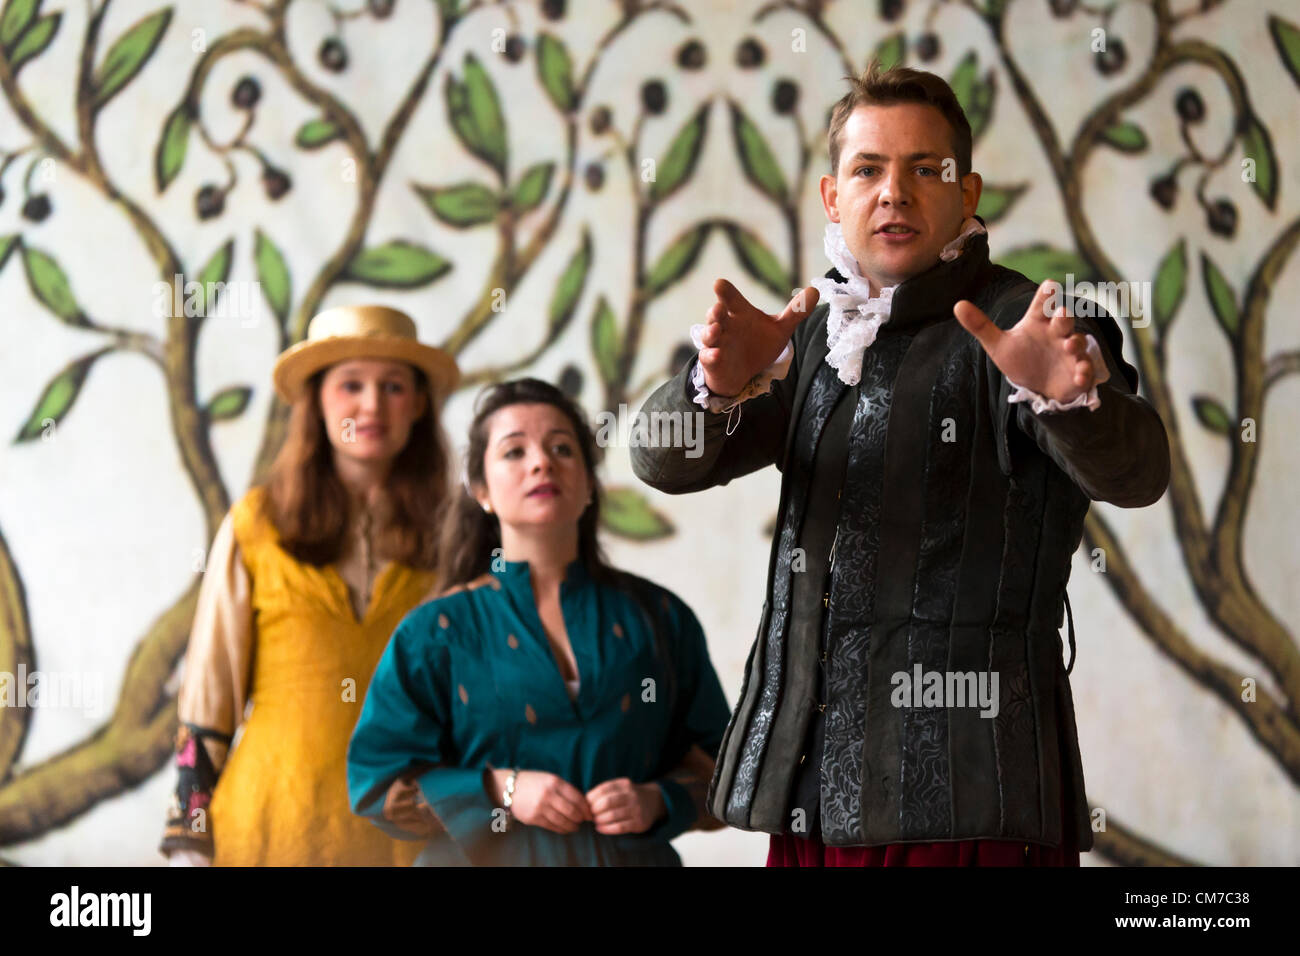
<box><xmin>0</xmin><ymin>0</ymin><xmax>1296</xmax><ymax>865</ymax></box>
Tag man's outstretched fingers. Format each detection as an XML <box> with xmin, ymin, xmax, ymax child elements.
<box><xmin>1028</xmin><ymin>279</ymin><xmax>1059</xmax><ymax>322</ymax></box>
<box><xmin>953</xmin><ymin>299</ymin><xmax>1002</xmax><ymax>354</ymax></box>
<box><xmin>714</xmin><ymin>277</ymin><xmax>750</xmax><ymax>313</ymax></box>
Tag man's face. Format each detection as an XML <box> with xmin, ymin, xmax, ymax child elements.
<box><xmin>820</xmin><ymin>103</ymin><xmax>982</xmax><ymax>296</ymax></box>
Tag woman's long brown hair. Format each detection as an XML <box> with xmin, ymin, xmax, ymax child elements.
<box><xmin>261</xmin><ymin>365</ymin><xmax>449</xmax><ymax>570</ymax></box>
<box><xmin>437</xmin><ymin>377</ymin><xmax>615</xmax><ymax>590</ymax></box>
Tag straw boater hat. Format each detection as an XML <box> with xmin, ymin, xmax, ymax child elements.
<box><xmin>272</xmin><ymin>305</ymin><xmax>460</xmax><ymax>404</ymax></box>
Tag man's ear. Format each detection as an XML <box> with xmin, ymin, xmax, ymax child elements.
<box><xmin>961</xmin><ymin>171</ymin><xmax>983</xmax><ymax>219</ymax></box>
<box><xmin>819</xmin><ymin>173</ymin><xmax>839</xmax><ymax>223</ymax></box>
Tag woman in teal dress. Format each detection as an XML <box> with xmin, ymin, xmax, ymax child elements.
<box><xmin>347</xmin><ymin>377</ymin><xmax>731</xmax><ymax>865</ymax></box>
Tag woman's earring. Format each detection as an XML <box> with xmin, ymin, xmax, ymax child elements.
<box><xmin>482</xmin><ymin>502</ymin><xmax>493</xmax><ymax>514</ymax></box>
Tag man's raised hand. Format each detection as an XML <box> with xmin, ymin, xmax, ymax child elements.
<box><xmin>697</xmin><ymin>280</ymin><xmax>820</xmax><ymax>398</ymax></box>
<box><xmin>953</xmin><ymin>280</ymin><xmax>1101</xmax><ymax>405</ymax></box>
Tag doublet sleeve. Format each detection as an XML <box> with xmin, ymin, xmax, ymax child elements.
<box><xmin>159</xmin><ymin>511</ymin><xmax>254</xmax><ymax>859</ymax></box>
<box><xmin>631</xmin><ymin>310</ymin><xmax>822</xmax><ymax>495</ymax></box>
<box><xmin>991</xmin><ymin>294</ymin><xmax>1170</xmax><ymax>508</ymax></box>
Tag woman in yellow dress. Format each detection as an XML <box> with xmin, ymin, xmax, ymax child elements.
<box><xmin>158</xmin><ymin>305</ymin><xmax>459</xmax><ymax>866</ymax></box>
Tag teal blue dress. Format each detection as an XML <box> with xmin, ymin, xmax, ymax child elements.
<box><xmin>347</xmin><ymin>558</ymin><xmax>731</xmax><ymax>866</ymax></box>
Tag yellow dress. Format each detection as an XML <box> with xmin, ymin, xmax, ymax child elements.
<box><xmin>208</xmin><ymin>488</ymin><xmax>433</xmax><ymax>866</ymax></box>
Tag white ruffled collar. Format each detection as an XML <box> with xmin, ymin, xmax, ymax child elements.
<box><xmin>809</xmin><ymin>218</ymin><xmax>987</xmax><ymax>386</ymax></box>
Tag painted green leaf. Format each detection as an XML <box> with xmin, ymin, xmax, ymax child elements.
<box><xmin>205</xmin><ymin>385</ymin><xmax>252</xmax><ymax>422</ymax></box>
<box><xmin>645</xmin><ymin>223</ymin><xmax>712</xmax><ymax>299</ymax></box>
<box><xmin>1191</xmin><ymin>395</ymin><xmax>1231</xmax><ymax>436</ymax></box>
<box><xmin>1199</xmin><ymin>253</ymin><xmax>1239</xmax><ymax>340</ymax></box>
<box><xmin>510</xmin><ymin>162</ymin><xmax>554</xmax><ymax>214</ymax></box>
<box><xmin>724</xmin><ymin>223</ymin><xmax>791</xmax><ymax>299</ymax></box>
<box><xmin>1240</xmin><ymin>113</ymin><xmax>1277</xmax><ymax>210</ymax></box>
<box><xmin>295</xmin><ymin>117</ymin><xmax>343</xmax><ymax>149</ymax></box>
<box><xmin>730</xmin><ymin>102</ymin><xmax>787</xmax><ymax>204</ymax></box>
<box><xmin>1269</xmin><ymin>15</ymin><xmax>1300</xmax><ymax>88</ymax></box>
<box><xmin>548</xmin><ymin>228</ymin><xmax>592</xmax><ymax>332</ymax></box>
<box><xmin>536</xmin><ymin>33</ymin><xmax>575</xmax><ymax>112</ymax></box>
<box><xmin>590</xmin><ymin>296</ymin><xmax>620</xmax><ymax>386</ymax></box>
<box><xmin>435</xmin><ymin>0</ymin><xmax>460</xmax><ymax>23</ymax></box>
<box><xmin>14</xmin><ymin>350</ymin><xmax>107</xmax><ymax>442</ymax></box>
<box><xmin>1099</xmin><ymin>121</ymin><xmax>1148</xmax><ymax>153</ymax></box>
<box><xmin>950</xmin><ymin>53</ymin><xmax>996</xmax><ymax>144</ymax></box>
<box><xmin>994</xmin><ymin>245</ymin><xmax>1093</xmax><ymax>286</ymax></box>
<box><xmin>649</xmin><ymin>103</ymin><xmax>709</xmax><ymax>205</ymax></box>
<box><xmin>445</xmin><ymin>59</ymin><xmax>508</xmax><ymax>178</ymax></box>
<box><xmin>92</xmin><ymin>8</ymin><xmax>171</xmax><ymax>109</ymax></box>
<box><xmin>0</xmin><ymin>0</ymin><xmax>39</xmax><ymax>48</ymax></box>
<box><xmin>0</xmin><ymin>234</ymin><xmax>17</xmax><ymax>272</ymax></box>
<box><xmin>415</xmin><ymin>181</ymin><xmax>500</xmax><ymax>228</ymax></box>
<box><xmin>21</xmin><ymin>244</ymin><xmax>82</xmax><ymax>322</ymax></box>
<box><xmin>600</xmin><ymin>486</ymin><xmax>675</xmax><ymax>541</ymax></box>
<box><xmin>1151</xmin><ymin>238</ymin><xmax>1186</xmax><ymax>336</ymax></box>
<box><xmin>345</xmin><ymin>241</ymin><xmax>452</xmax><ymax>288</ymax></box>
<box><xmin>975</xmin><ymin>183</ymin><xmax>1027</xmax><ymax>224</ymax></box>
<box><xmin>8</xmin><ymin>10</ymin><xmax>58</xmax><ymax>71</ymax></box>
<box><xmin>873</xmin><ymin>33</ymin><xmax>904</xmax><ymax>71</ymax></box>
<box><xmin>194</xmin><ymin>239</ymin><xmax>234</xmax><ymax>316</ymax></box>
<box><xmin>155</xmin><ymin>103</ymin><xmax>191</xmax><ymax>192</ymax></box>
<box><xmin>254</xmin><ymin>229</ymin><xmax>291</xmax><ymax>327</ymax></box>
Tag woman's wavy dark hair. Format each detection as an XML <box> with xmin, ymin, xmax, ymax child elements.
<box><xmin>437</xmin><ymin>377</ymin><xmax>615</xmax><ymax>591</ymax></box>
<box><xmin>261</xmin><ymin>363</ymin><xmax>450</xmax><ymax>570</ymax></box>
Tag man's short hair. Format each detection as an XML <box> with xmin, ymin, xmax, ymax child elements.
<box><xmin>827</xmin><ymin>61</ymin><xmax>973</xmax><ymax>180</ymax></box>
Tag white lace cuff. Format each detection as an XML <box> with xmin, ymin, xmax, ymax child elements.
<box><xmin>1006</xmin><ymin>334</ymin><xmax>1110</xmax><ymax>414</ymax></box>
<box><xmin>687</xmin><ymin>323</ymin><xmax>793</xmax><ymax>414</ymax></box>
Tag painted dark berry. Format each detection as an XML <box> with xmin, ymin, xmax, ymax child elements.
<box><xmin>1048</xmin><ymin>0</ymin><xmax>1078</xmax><ymax>15</ymax></box>
<box><xmin>669</xmin><ymin>342</ymin><xmax>695</xmax><ymax>374</ymax></box>
<box><xmin>736</xmin><ymin>37</ymin><xmax>765</xmax><ymax>69</ymax></box>
<box><xmin>368</xmin><ymin>0</ymin><xmax>396</xmax><ymax>16</ymax></box>
<box><xmin>263</xmin><ymin>167</ymin><xmax>291</xmax><ymax>200</ymax></box>
<box><xmin>319</xmin><ymin>38</ymin><xmax>348</xmax><ymax>72</ymax></box>
<box><xmin>196</xmin><ymin>184</ymin><xmax>225</xmax><ymax>220</ymax></box>
<box><xmin>584</xmin><ymin>163</ymin><xmax>605</xmax><ymax>191</ymax></box>
<box><xmin>22</xmin><ymin>193</ymin><xmax>50</xmax><ymax>222</ymax></box>
<box><xmin>879</xmin><ymin>0</ymin><xmax>904</xmax><ymax>21</ymax></box>
<box><xmin>589</xmin><ymin>106</ymin><xmax>612</xmax><ymax>135</ymax></box>
<box><xmin>677</xmin><ymin>40</ymin><xmax>706</xmax><ymax>70</ymax></box>
<box><xmin>1149</xmin><ymin>176</ymin><xmax>1177</xmax><ymax>210</ymax></box>
<box><xmin>916</xmin><ymin>32</ymin><xmax>940</xmax><ymax>61</ymax></box>
<box><xmin>641</xmin><ymin>80</ymin><xmax>667</xmax><ymax>115</ymax></box>
<box><xmin>232</xmin><ymin>76</ymin><xmax>260</xmax><ymax>110</ymax></box>
<box><xmin>1206</xmin><ymin>198</ymin><xmax>1236</xmax><ymax>237</ymax></box>
<box><xmin>503</xmin><ymin>34</ymin><xmax>526</xmax><ymax>63</ymax></box>
<box><xmin>558</xmin><ymin>364</ymin><xmax>583</xmax><ymax>398</ymax></box>
<box><xmin>541</xmin><ymin>0</ymin><xmax>566</xmax><ymax>20</ymax></box>
<box><xmin>1095</xmin><ymin>38</ymin><xmax>1126</xmax><ymax>76</ymax></box>
<box><xmin>772</xmin><ymin>79</ymin><xmax>799</xmax><ymax>115</ymax></box>
<box><xmin>1175</xmin><ymin>88</ymin><xmax>1204</xmax><ymax>123</ymax></box>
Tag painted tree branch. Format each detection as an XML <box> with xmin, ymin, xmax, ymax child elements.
<box><xmin>1084</xmin><ymin>511</ymin><xmax>1300</xmax><ymax>783</ymax></box>
<box><xmin>984</xmin><ymin>0</ymin><xmax>1299</xmax><ymax>713</ymax></box>
<box><xmin>1090</xmin><ymin>808</ymin><xmax>1202</xmax><ymax>866</ymax></box>
<box><xmin>0</xmin><ymin>585</ymin><xmax>198</xmax><ymax>844</ymax></box>
<box><xmin>0</xmin><ymin>526</ymin><xmax>34</xmax><ymax>786</ymax></box>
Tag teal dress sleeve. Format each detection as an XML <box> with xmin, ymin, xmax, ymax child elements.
<box><xmin>346</xmin><ymin>606</ymin><xmax>496</xmax><ymax>860</ymax></box>
<box><xmin>643</xmin><ymin>594</ymin><xmax>731</xmax><ymax>843</ymax></box>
